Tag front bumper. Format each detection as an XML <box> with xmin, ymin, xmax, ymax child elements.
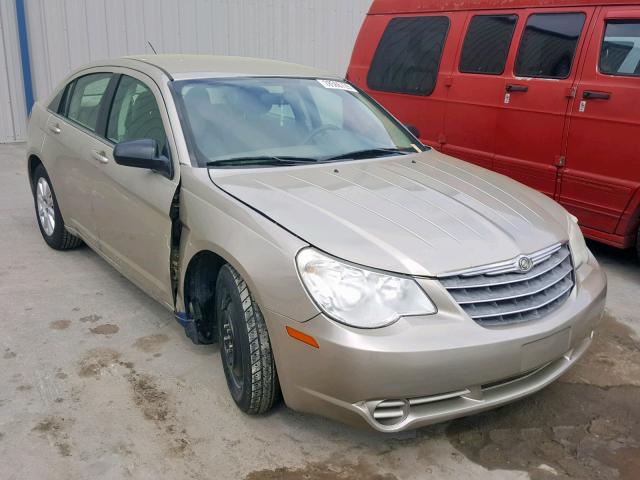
<box><xmin>265</xmin><ymin>254</ymin><xmax>606</xmax><ymax>432</ymax></box>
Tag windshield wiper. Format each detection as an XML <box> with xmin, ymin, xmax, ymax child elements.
<box><xmin>321</xmin><ymin>148</ymin><xmax>414</xmax><ymax>162</ymax></box>
<box><xmin>206</xmin><ymin>156</ymin><xmax>319</xmax><ymax>168</ymax></box>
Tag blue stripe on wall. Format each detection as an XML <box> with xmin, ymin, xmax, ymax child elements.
<box><xmin>15</xmin><ymin>0</ymin><xmax>34</xmax><ymax>114</ymax></box>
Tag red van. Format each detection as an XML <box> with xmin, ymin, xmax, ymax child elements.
<box><xmin>348</xmin><ymin>0</ymin><xmax>640</xmax><ymax>255</ymax></box>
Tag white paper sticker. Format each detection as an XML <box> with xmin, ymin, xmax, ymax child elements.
<box><xmin>317</xmin><ymin>79</ymin><xmax>357</xmax><ymax>92</ymax></box>
<box><xmin>579</xmin><ymin>100</ymin><xmax>587</xmax><ymax>113</ymax></box>
<box><xmin>504</xmin><ymin>93</ymin><xmax>511</xmax><ymax>104</ymax></box>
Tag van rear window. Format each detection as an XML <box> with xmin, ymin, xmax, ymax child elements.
<box><xmin>515</xmin><ymin>13</ymin><xmax>586</xmax><ymax>79</ymax></box>
<box><xmin>367</xmin><ymin>16</ymin><xmax>449</xmax><ymax>96</ymax></box>
<box><xmin>460</xmin><ymin>15</ymin><xmax>518</xmax><ymax>75</ymax></box>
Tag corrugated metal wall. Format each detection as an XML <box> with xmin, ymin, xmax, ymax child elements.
<box><xmin>0</xmin><ymin>0</ymin><xmax>372</xmax><ymax>143</ymax></box>
<box><xmin>0</xmin><ymin>0</ymin><xmax>28</xmax><ymax>143</ymax></box>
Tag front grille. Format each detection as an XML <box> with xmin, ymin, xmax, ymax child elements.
<box><xmin>439</xmin><ymin>244</ymin><xmax>574</xmax><ymax>326</ymax></box>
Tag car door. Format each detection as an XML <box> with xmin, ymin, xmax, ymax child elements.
<box><xmin>92</xmin><ymin>71</ymin><xmax>180</xmax><ymax>309</ymax></box>
<box><xmin>43</xmin><ymin>72</ymin><xmax>113</xmax><ymax>247</ymax></box>
<box><xmin>442</xmin><ymin>11</ymin><xmax>519</xmax><ymax>169</ymax></box>
<box><xmin>494</xmin><ymin>7</ymin><xmax>595</xmax><ymax>198</ymax></box>
<box><xmin>560</xmin><ymin>7</ymin><xmax>640</xmax><ymax>239</ymax></box>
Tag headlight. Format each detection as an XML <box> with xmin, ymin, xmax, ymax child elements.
<box><xmin>568</xmin><ymin>215</ymin><xmax>589</xmax><ymax>269</ymax></box>
<box><xmin>296</xmin><ymin>248</ymin><xmax>436</xmax><ymax>328</ymax></box>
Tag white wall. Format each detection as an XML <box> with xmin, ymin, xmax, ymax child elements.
<box><xmin>0</xmin><ymin>0</ymin><xmax>372</xmax><ymax>142</ymax></box>
<box><xmin>0</xmin><ymin>0</ymin><xmax>28</xmax><ymax>143</ymax></box>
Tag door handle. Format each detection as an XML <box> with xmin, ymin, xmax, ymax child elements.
<box><xmin>506</xmin><ymin>84</ymin><xmax>529</xmax><ymax>93</ymax></box>
<box><xmin>583</xmin><ymin>91</ymin><xmax>611</xmax><ymax>100</ymax></box>
<box><xmin>48</xmin><ymin>124</ymin><xmax>61</xmax><ymax>134</ymax></box>
<box><xmin>91</xmin><ymin>150</ymin><xmax>109</xmax><ymax>164</ymax></box>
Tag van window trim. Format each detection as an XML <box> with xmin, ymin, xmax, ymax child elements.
<box><xmin>366</xmin><ymin>14</ymin><xmax>451</xmax><ymax>97</ymax></box>
<box><xmin>458</xmin><ymin>13</ymin><xmax>520</xmax><ymax>76</ymax></box>
<box><xmin>598</xmin><ymin>18</ymin><xmax>640</xmax><ymax>78</ymax></box>
<box><xmin>513</xmin><ymin>10</ymin><xmax>588</xmax><ymax>80</ymax></box>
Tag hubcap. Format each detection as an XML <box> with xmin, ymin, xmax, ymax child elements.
<box><xmin>36</xmin><ymin>177</ymin><xmax>55</xmax><ymax>236</ymax></box>
<box><xmin>221</xmin><ymin>294</ymin><xmax>244</xmax><ymax>392</ymax></box>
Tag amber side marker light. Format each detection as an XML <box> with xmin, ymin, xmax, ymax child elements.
<box><xmin>286</xmin><ymin>326</ymin><xmax>319</xmax><ymax>349</ymax></box>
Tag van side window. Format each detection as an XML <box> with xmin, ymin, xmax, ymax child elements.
<box><xmin>460</xmin><ymin>15</ymin><xmax>518</xmax><ymax>75</ymax></box>
<box><xmin>66</xmin><ymin>73</ymin><xmax>112</xmax><ymax>132</ymax></box>
<box><xmin>515</xmin><ymin>13</ymin><xmax>586</xmax><ymax>79</ymax></box>
<box><xmin>600</xmin><ymin>20</ymin><xmax>640</xmax><ymax>76</ymax></box>
<box><xmin>367</xmin><ymin>16</ymin><xmax>450</xmax><ymax>96</ymax></box>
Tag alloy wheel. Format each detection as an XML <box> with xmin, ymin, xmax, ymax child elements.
<box><xmin>36</xmin><ymin>177</ymin><xmax>55</xmax><ymax>236</ymax></box>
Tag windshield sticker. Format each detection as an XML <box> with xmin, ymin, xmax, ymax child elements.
<box><xmin>317</xmin><ymin>79</ymin><xmax>357</xmax><ymax>92</ymax></box>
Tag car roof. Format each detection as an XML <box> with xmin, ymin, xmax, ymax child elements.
<box><xmin>369</xmin><ymin>0</ymin><xmax>639</xmax><ymax>14</ymax></box>
<box><xmin>121</xmin><ymin>54</ymin><xmax>340</xmax><ymax>80</ymax></box>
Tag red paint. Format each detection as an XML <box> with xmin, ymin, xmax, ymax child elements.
<box><xmin>348</xmin><ymin>0</ymin><xmax>640</xmax><ymax>250</ymax></box>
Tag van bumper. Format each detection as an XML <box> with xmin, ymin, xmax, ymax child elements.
<box><xmin>265</xmin><ymin>254</ymin><xmax>606</xmax><ymax>432</ymax></box>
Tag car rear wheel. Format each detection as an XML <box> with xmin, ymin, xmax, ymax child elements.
<box><xmin>215</xmin><ymin>264</ymin><xmax>279</xmax><ymax>414</ymax></box>
<box><xmin>636</xmin><ymin>227</ymin><xmax>640</xmax><ymax>261</ymax></box>
<box><xmin>32</xmin><ymin>164</ymin><xmax>82</xmax><ymax>250</ymax></box>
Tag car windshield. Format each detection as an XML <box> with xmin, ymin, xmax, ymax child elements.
<box><xmin>172</xmin><ymin>77</ymin><xmax>424</xmax><ymax>167</ymax></box>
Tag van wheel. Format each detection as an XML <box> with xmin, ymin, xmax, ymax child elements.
<box><xmin>636</xmin><ymin>227</ymin><xmax>640</xmax><ymax>261</ymax></box>
<box><xmin>32</xmin><ymin>164</ymin><xmax>83</xmax><ymax>250</ymax></box>
<box><xmin>215</xmin><ymin>264</ymin><xmax>279</xmax><ymax>414</ymax></box>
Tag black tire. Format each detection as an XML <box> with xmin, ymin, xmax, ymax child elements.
<box><xmin>636</xmin><ymin>227</ymin><xmax>640</xmax><ymax>261</ymax></box>
<box><xmin>32</xmin><ymin>164</ymin><xmax>83</xmax><ymax>250</ymax></box>
<box><xmin>216</xmin><ymin>264</ymin><xmax>279</xmax><ymax>414</ymax></box>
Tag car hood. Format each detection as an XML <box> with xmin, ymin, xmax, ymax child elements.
<box><xmin>208</xmin><ymin>150</ymin><xmax>570</xmax><ymax>277</ymax></box>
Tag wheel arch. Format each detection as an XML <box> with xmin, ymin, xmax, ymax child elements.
<box><xmin>27</xmin><ymin>154</ymin><xmax>43</xmax><ymax>192</ymax></box>
<box><xmin>181</xmin><ymin>249</ymin><xmax>227</xmax><ymax>344</ymax></box>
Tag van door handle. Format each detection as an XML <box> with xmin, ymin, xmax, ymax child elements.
<box><xmin>506</xmin><ymin>84</ymin><xmax>529</xmax><ymax>93</ymax></box>
<box><xmin>91</xmin><ymin>150</ymin><xmax>109</xmax><ymax>164</ymax></box>
<box><xmin>583</xmin><ymin>91</ymin><xmax>611</xmax><ymax>100</ymax></box>
<box><xmin>48</xmin><ymin>124</ymin><xmax>61</xmax><ymax>134</ymax></box>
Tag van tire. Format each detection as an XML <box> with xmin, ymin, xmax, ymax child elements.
<box><xmin>32</xmin><ymin>164</ymin><xmax>83</xmax><ymax>250</ymax></box>
<box><xmin>636</xmin><ymin>227</ymin><xmax>640</xmax><ymax>261</ymax></box>
<box><xmin>216</xmin><ymin>264</ymin><xmax>279</xmax><ymax>414</ymax></box>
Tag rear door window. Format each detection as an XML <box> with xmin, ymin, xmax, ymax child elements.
<box><xmin>66</xmin><ymin>73</ymin><xmax>112</xmax><ymax>132</ymax></box>
<box><xmin>460</xmin><ymin>15</ymin><xmax>518</xmax><ymax>75</ymax></box>
<box><xmin>367</xmin><ymin>16</ymin><xmax>450</xmax><ymax>96</ymax></box>
<box><xmin>600</xmin><ymin>20</ymin><xmax>640</xmax><ymax>76</ymax></box>
<box><xmin>515</xmin><ymin>12</ymin><xmax>586</xmax><ymax>79</ymax></box>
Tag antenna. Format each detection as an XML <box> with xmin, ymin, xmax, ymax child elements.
<box><xmin>147</xmin><ymin>41</ymin><xmax>158</xmax><ymax>55</ymax></box>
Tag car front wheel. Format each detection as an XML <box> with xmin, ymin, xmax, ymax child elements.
<box><xmin>216</xmin><ymin>264</ymin><xmax>279</xmax><ymax>414</ymax></box>
<box><xmin>32</xmin><ymin>164</ymin><xmax>82</xmax><ymax>250</ymax></box>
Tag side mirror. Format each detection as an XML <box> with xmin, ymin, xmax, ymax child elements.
<box><xmin>404</xmin><ymin>124</ymin><xmax>421</xmax><ymax>139</ymax></box>
<box><xmin>113</xmin><ymin>139</ymin><xmax>172</xmax><ymax>178</ymax></box>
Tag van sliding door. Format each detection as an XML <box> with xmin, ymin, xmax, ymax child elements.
<box><xmin>494</xmin><ymin>7</ymin><xmax>596</xmax><ymax>199</ymax></box>
<box><xmin>442</xmin><ymin>11</ymin><xmax>519</xmax><ymax>170</ymax></box>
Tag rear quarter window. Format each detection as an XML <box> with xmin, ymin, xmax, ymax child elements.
<box><xmin>367</xmin><ymin>16</ymin><xmax>450</xmax><ymax>96</ymax></box>
<box><xmin>47</xmin><ymin>87</ymin><xmax>66</xmax><ymax>113</ymax></box>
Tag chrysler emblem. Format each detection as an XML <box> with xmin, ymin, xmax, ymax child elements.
<box><xmin>518</xmin><ymin>256</ymin><xmax>533</xmax><ymax>273</ymax></box>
